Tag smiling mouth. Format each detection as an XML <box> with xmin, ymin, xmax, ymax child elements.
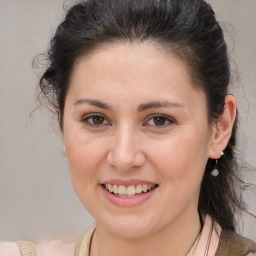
<box><xmin>102</xmin><ymin>184</ymin><xmax>159</xmax><ymax>197</ymax></box>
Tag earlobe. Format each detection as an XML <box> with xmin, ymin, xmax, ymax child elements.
<box><xmin>62</xmin><ymin>145</ymin><xmax>67</xmax><ymax>157</ymax></box>
<box><xmin>208</xmin><ymin>94</ymin><xmax>237</xmax><ymax>159</ymax></box>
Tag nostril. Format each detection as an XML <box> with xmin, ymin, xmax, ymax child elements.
<box><xmin>106</xmin><ymin>150</ymin><xmax>145</xmax><ymax>171</ymax></box>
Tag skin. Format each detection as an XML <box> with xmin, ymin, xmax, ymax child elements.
<box><xmin>62</xmin><ymin>43</ymin><xmax>236</xmax><ymax>256</ymax></box>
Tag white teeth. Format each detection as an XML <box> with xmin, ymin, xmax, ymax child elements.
<box><xmin>127</xmin><ymin>185</ymin><xmax>136</xmax><ymax>196</ymax></box>
<box><xmin>107</xmin><ymin>184</ymin><xmax>113</xmax><ymax>192</ymax></box>
<box><xmin>142</xmin><ymin>184</ymin><xmax>148</xmax><ymax>192</ymax></box>
<box><xmin>104</xmin><ymin>183</ymin><xmax>157</xmax><ymax>197</ymax></box>
<box><xmin>113</xmin><ymin>184</ymin><xmax>118</xmax><ymax>193</ymax></box>
<box><xmin>118</xmin><ymin>185</ymin><xmax>126</xmax><ymax>195</ymax></box>
<box><xmin>135</xmin><ymin>184</ymin><xmax>143</xmax><ymax>193</ymax></box>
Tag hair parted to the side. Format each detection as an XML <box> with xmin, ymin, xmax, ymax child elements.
<box><xmin>38</xmin><ymin>0</ymin><xmax>254</xmax><ymax>232</ymax></box>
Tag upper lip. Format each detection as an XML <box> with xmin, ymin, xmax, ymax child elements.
<box><xmin>101</xmin><ymin>179</ymin><xmax>158</xmax><ymax>186</ymax></box>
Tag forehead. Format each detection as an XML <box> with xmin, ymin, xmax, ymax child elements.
<box><xmin>67</xmin><ymin>42</ymin><xmax>206</xmax><ymax>109</ymax></box>
<box><xmin>73</xmin><ymin>42</ymin><xmax>190</xmax><ymax>78</ymax></box>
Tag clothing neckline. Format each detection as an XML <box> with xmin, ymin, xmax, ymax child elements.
<box><xmin>75</xmin><ymin>215</ymin><xmax>221</xmax><ymax>256</ymax></box>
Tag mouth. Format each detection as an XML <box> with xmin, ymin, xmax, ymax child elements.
<box><xmin>102</xmin><ymin>183</ymin><xmax>159</xmax><ymax>198</ymax></box>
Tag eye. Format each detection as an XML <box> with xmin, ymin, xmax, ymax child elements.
<box><xmin>144</xmin><ymin>114</ymin><xmax>175</xmax><ymax>128</ymax></box>
<box><xmin>82</xmin><ymin>113</ymin><xmax>110</xmax><ymax>127</ymax></box>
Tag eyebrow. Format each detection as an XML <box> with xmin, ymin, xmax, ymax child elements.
<box><xmin>74</xmin><ymin>98</ymin><xmax>185</xmax><ymax>111</ymax></box>
<box><xmin>74</xmin><ymin>98</ymin><xmax>112</xmax><ymax>110</ymax></box>
<box><xmin>138</xmin><ymin>101</ymin><xmax>185</xmax><ymax>112</ymax></box>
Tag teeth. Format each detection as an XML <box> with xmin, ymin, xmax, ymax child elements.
<box><xmin>107</xmin><ymin>184</ymin><xmax>113</xmax><ymax>193</ymax></box>
<box><xmin>113</xmin><ymin>185</ymin><xmax>118</xmax><ymax>193</ymax></box>
<box><xmin>142</xmin><ymin>184</ymin><xmax>148</xmax><ymax>192</ymax></box>
<box><xmin>135</xmin><ymin>184</ymin><xmax>143</xmax><ymax>193</ymax></box>
<box><xmin>104</xmin><ymin>183</ymin><xmax>157</xmax><ymax>197</ymax></box>
<box><xmin>118</xmin><ymin>185</ymin><xmax>126</xmax><ymax>195</ymax></box>
<box><xmin>127</xmin><ymin>185</ymin><xmax>136</xmax><ymax>196</ymax></box>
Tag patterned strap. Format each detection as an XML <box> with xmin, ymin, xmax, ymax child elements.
<box><xmin>16</xmin><ymin>241</ymin><xmax>38</xmax><ymax>256</ymax></box>
<box><xmin>75</xmin><ymin>227</ymin><xmax>96</xmax><ymax>256</ymax></box>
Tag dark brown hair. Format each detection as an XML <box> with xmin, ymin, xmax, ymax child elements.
<box><xmin>39</xmin><ymin>0</ymin><xmax>253</xmax><ymax>232</ymax></box>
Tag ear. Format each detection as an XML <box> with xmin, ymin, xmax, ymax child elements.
<box><xmin>208</xmin><ymin>94</ymin><xmax>237</xmax><ymax>159</ymax></box>
<box><xmin>62</xmin><ymin>145</ymin><xmax>67</xmax><ymax>157</ymax></box>
<box><xmin>57</xmin><ymin>108</ymin><xmax>67</xmax><ymax>157</ymax></box>
<box><xmin>61</xmin><ymin>132</ymin><xmax>67</xmax><ymax>157</ymax></box>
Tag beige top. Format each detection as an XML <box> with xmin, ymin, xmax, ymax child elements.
<box><xmin>75</xmin><ymin>215</ymin><xmax>220</xmax><ymax>256</ymax></box>
<box><xmin>0</xmin><ymin>215</ymin><xmax>255</xmax><ymax>256</ymax></box>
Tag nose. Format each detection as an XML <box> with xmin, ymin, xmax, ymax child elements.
<box><xmin>107</xmin><ymin>126</ymin><xmax>146</xmax><ymax>171</ymax></box>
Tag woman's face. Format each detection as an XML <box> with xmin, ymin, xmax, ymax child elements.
<box><xmin>62</xmin><ymin>43</ymin><xmax>214</xmax><ymax>238</ymax></box>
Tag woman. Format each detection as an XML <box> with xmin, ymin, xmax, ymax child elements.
<box><xmin>1</xmin><ymin>0</ymin><xmax>255</xmax><ymax>255</ymax></box>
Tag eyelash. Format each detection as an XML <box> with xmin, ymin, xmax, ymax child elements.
<box><xmin>81</xmin><ymin>113</ymin><xmax>175</xmax><ymax>128</ymax></box>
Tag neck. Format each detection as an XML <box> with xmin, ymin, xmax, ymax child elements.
<box><xmin>90</xmin><ymin>211</ymin><xmax>201</xmax><ymax>256</ymax></box>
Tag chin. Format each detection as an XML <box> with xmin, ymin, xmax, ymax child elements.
<box><xmin>111</xmin><ymin>225</ymin><xmax>155</xmax><ymax>239</ymax></box>
<box><xmin>98</xmin><ymin>214</ymin><xmax>159</xmax><ymax>239</ymax></box>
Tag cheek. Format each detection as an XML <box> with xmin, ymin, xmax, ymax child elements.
<box><xmin>65</xmin><ymin>134</ymin><xmax>107</xmax><ymax>208</ymax></box>
<box><xmin>149</xmin><ymin>134</ymin><xmax>208</xmax><ymax>212</ymax></box>
<box><xmin>65</xmin><ymin>131</ymin><xmax>105</xmax><ymax>182</ymax></box>
<box><xmin>149</xmin><ymin>131</ymin><xmax>208</xmax><ymax>181</ymax></box>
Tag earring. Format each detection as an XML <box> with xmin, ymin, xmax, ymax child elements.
<box><xmin>218</xmin><ymin>150</ymin><xmax>224</xmax><ymax>156</ymax></box>
<box><xmin>211</xmin><ymin>160</ymin><xmax>219</xmax><ymax>177</ymax></box>
<box><xmin>211</xmin><ymin>150</ymin><xmax>224</xmax><ymax>177</ymax></box>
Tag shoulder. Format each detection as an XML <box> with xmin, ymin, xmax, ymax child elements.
<box><xmin>0</xmin><ymin>240</ymin><xmax>76</xmax><ymax>256</ymax></box>
<box><xmin>36</xmin><ymin>239</ymin><xmax>76</xmax><ymax>256</ymax></box>
<box><xmin>0</xmin><ymin>242</ymin><xmax>21</xmax><ymax>256</ymax></box>
<box><xmin>215</xmin><ymin>230</ymin><xmax>256</xmax><ymax>256</ymax></box>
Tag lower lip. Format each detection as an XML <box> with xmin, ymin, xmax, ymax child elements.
<box><xmin>101</xmin><ymin>185</ymin><xmax>158</xmax><ymax>207</ymax></box>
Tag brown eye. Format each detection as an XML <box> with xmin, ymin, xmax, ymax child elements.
<box><xmin>92</xmin><ymin>116</ymin><xmax>104</xmax><ymax>125</ymax></box>
<box><xmin>153</xmin><ymin>116</ymin><xmax>167</xmax><ymax>126</ymax></box>
<box><xmin>82</xmin><ymin>114</ymin><xmax>110</xmax><ymax>127</ymax></box>
<box><xmin>144</xmin><ymin>114</ymin><xmax>174</xmax><ymax>128</ymax></box>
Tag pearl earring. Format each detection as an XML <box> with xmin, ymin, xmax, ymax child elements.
<box><xmin>211</xmin><ymin>150</ymin><xmax>224</xmax><ymax>177</ymax></box>
<box><xmin>211</xmin><ymin>160</ymin><xmax>219</xmax><ymax>177</ymax></box>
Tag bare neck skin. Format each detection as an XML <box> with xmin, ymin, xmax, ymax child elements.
<box><xmin>89</xmin><ymin>210</ymin><xmax>201</xmax><ymax>256</ymax></box>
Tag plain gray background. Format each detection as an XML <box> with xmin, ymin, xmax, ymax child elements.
<box><xmin>0</xmin><ymin>0</ymin><xmax>255</xmax><ymax>242</ymax></box>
